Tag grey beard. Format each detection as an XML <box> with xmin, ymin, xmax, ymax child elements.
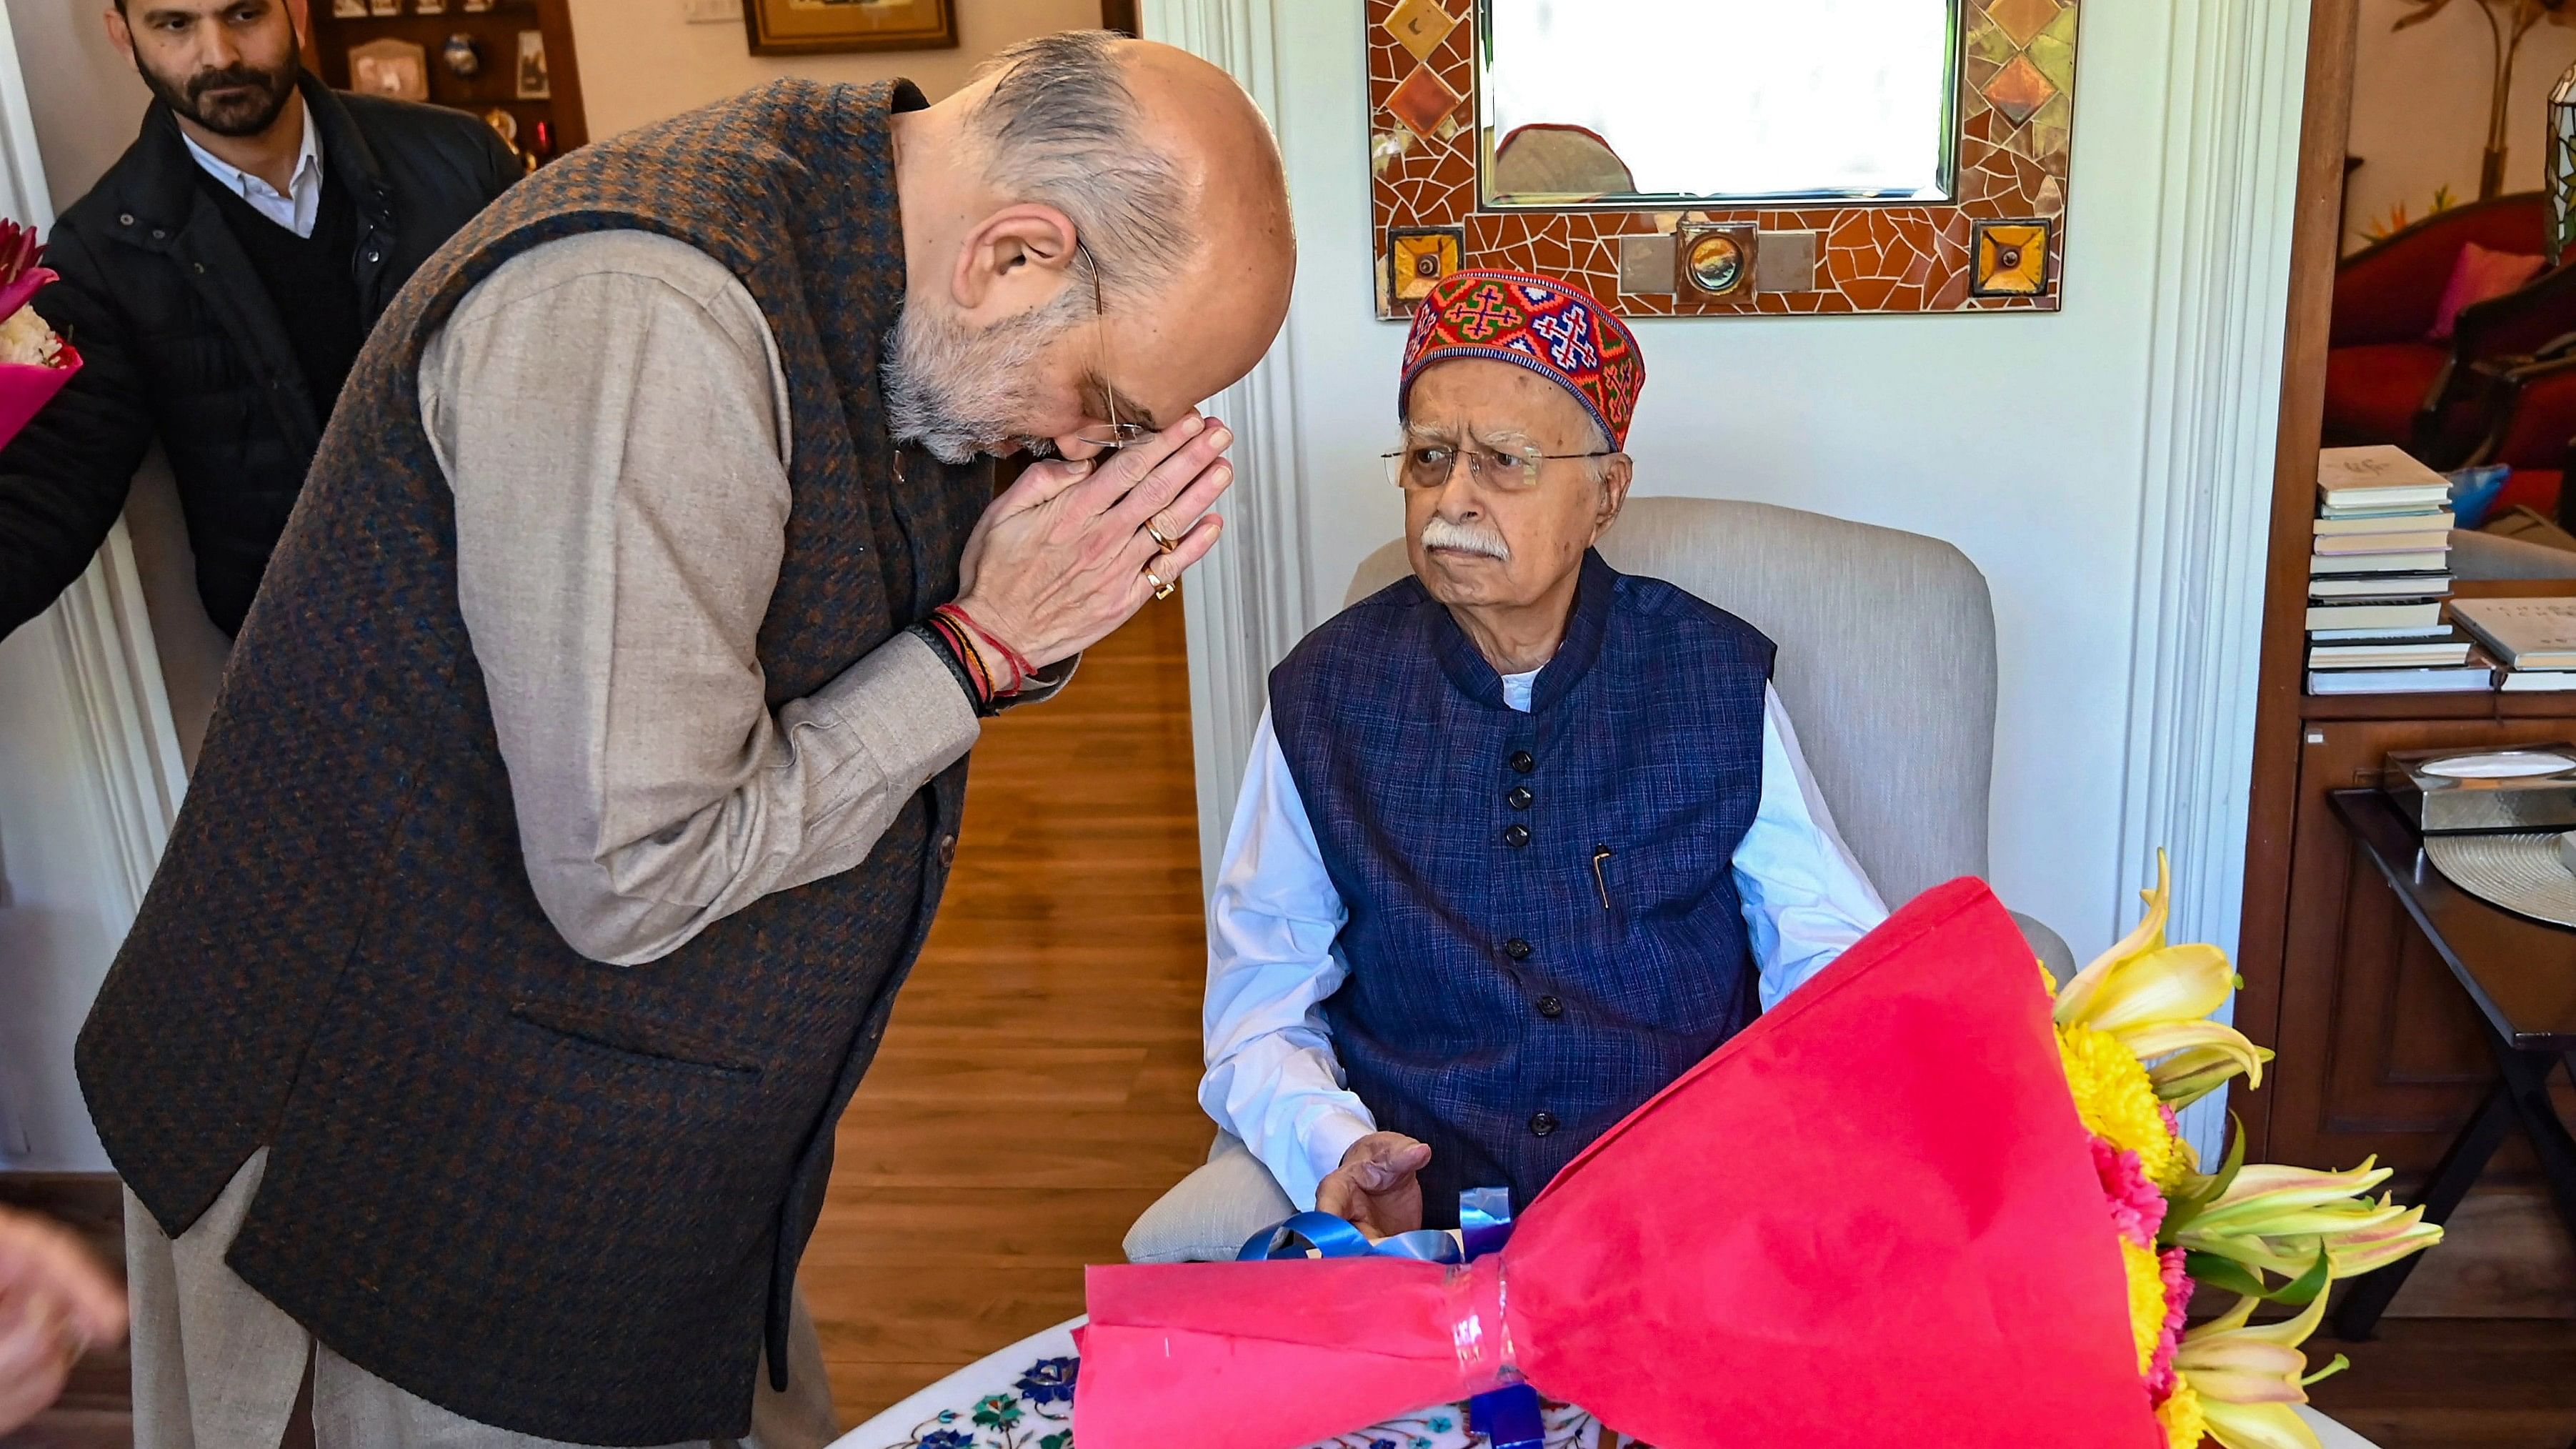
<box><xmin>882</xmin><ymin>289</ymin><xmax>1087</xmax><ymax>464</ymax></box>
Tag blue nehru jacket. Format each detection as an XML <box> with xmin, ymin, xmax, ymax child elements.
<box><xmin>1267</xmin><ymin>550</ymin><xmax>1776</xmax><ymax>1224</ymax></box>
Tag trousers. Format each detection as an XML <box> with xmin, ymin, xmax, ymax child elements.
<box><xmin>123</xmin><ymin>1150</ymin><xmax>838</xmax><ymax>1449</ymax></box>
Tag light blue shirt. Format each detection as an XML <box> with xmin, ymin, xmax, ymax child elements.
<box><xmin>179</xmin><ymin>95</ymin><xmax>324</xmax><ymax>238</ymax></box>
<box><xmin>1200</xmin><ymin>669</ymin><xmax>1890</xmax><ymax>1210</ymax></box>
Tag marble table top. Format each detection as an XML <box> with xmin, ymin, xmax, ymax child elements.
<box><xmin>833</xmin><ymin>1318</ymin><xmax>2384</xmax><ymax>1449</ymax></box>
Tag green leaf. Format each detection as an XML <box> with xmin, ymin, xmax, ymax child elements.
<box><xmin>2164</xmin><ymin>1114</ymin><xmax>2250</xmax><ymax>1236</ymax></box>
<box><xmin>2185</xmin><ymin>1250</ymin><xmax>2271</xmax><ymax>1301</ymax></box>
<box><xmin>2267</xmin><ymin>1245</ymin><xmax>2335</xmax><ymax>1307</ymax></box>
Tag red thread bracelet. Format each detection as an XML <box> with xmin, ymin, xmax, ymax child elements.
<box><xmin>926</xmin><ymin>612</ymin><xmax>992</xmax><ymax>704</ymax></box>
<box><xmin>938</xmin><ymin>604</ymin><xmax>1037</xmax><ymax>695</ymax></box>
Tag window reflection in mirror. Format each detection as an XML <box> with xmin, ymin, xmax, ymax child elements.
<box><xmin>1477</xmin><ymin>0</ymin><xmax>1960</xmax><ymax>207</ymax></box>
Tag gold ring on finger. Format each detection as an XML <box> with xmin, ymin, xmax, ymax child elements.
<box><xmin>1146</xmin><ymin>519</ymin><xmax>1179</xmax><ymax>553</ymax></box>
<box><xmin>1143</xmin><ymin>565</ymin><xmax>1177</xmax><ymax>602</ymax></box>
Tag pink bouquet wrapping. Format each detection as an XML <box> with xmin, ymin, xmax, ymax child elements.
<box><xmin>0</xmin><ymin>219</ymin><xmax>79</xmax><ymax>449</ymax></box>
<box><xmin>1074</xmin><ymin>880</ymin><xmax>2167</xmax><ymax>1449</ymax></box>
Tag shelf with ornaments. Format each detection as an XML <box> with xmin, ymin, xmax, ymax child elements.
<box><xmin>310</xmin><ymin>0</ymin><xmax>587</xmax><ymax>170</ymax></box>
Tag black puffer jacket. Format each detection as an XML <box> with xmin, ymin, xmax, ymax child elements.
<box><xmin>0</xmin><ymin>74</ymin><xmax>519</xmax><ymax>637</ymax></box>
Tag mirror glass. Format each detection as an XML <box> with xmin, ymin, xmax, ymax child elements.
<box><xmin>1477</xmin><ymin>0</ymin><xmax>1960</xmax><ymax>207</ymax></box>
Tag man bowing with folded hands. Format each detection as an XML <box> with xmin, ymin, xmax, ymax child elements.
<box><xmin>76</xmin><ymin>30</ymin><xmax>1292</xmax><ymax>1449</ymax></box>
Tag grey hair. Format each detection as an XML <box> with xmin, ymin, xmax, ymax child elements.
<box><xmin>970</xmin><ymin>30</ymin><xmax>1192</xmax><ymax>304</ymax></box>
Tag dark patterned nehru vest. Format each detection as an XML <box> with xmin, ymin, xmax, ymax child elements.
<box><xmin>1267</xmin><ymin>552</ymin><xmax>1775</xmax><ymax>1225</ymax></box>
<box><xmin>75</xmin><ymin>80</ymin><xmax>987</xmax><ymax>1444</ymax></box>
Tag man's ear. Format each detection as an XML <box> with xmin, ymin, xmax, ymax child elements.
<box><xmin>947</xmin><ymin>202</ymin><xmax>1081</xmax><ymax>319</ymax></box>
<box><xmin>104</xmin><ymin>3</ymin><xmax>135</xmax><ymax>64</ymax></box>
<box><xmin>1590</xmin><ymin>453</ymin><xmax>1634</xmax><ymax>542</ymax></box>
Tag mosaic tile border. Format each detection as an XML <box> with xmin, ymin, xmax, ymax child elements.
<box><xmin>1367</xmin><ymin>0</ymin><xmax>2080</xmax><ymax>319</ymax></box>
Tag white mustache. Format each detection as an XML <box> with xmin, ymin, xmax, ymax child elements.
<box><xmin>1420</xmin><ymin>516</ymin><xmax>1512</xmax><ymax>561</ymax></box>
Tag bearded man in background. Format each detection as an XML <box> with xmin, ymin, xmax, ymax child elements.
<box><xmin>76</xmin><ymin>30</ymin><xmax>1295</xmax><ymax>1449</ymax></box>
<box><xmin>0</xmin><ymin>0</ymin><xmax>519</xmax><ymax>639</ymax></box>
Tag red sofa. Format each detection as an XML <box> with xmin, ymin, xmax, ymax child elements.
<box><xmin>2460</xmin><ymin>348</ymin><xmax>2576</xmax><ymax>526</ymax></box>
<box><xmin>2324</xmin><ymin>192</ymin><xmax>2576</xmax><ymax>467</ymax></box>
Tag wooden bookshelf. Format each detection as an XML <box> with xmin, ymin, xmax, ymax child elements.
<box><xmin>2240</xmin><ymin>2</ymin><xmax>2576</xmax><ymax>1315</ymax></box>
<box><xmin>306</xmin><ymin>0</ymin><xmax>586</xmax><ymax>169</ymax></box>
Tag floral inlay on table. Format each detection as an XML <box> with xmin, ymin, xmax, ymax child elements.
<box><xmin>861</xmin><ymin>1329</ymin><xmax>1608</xmax><ymax>1449</ymax></box>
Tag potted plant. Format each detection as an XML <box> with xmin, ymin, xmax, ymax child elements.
<box><xmin>2398</xmin><ymin>0</ymin><xmax>2576</xmax><ymax>199</ymax></box>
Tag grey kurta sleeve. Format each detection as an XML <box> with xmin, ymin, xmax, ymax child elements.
<box><xmin>419</xmin><ymin>229</ymin><xmax>979</xmax><ymax>966</ymax></box>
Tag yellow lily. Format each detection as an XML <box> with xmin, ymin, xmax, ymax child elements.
<box><xmin>2174</xmin><ymin>1291</ymin><xmax>2341</xmax><ymax>1449</ymax></box>
<box><xmin>2176</xmin><ymin>1160</ymin><xmax>2442</xmax><ymax>1279</ymax></box>
<box><xmin>2124</xmin><ymin>1020</ymin><xmax>2272</xmax><ymax>1104</ymax></box>
<box><xmin>2056</xmin><ymin>851</ymin><xmax>2173</xmax><ymax>1028</ymax></box>
<box><xmin>2055</xmin><ymin>850</ymin><xmax>2269</xmax><ymax>1105</ymax></box>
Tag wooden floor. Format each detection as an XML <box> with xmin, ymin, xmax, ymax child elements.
<box><xmin>10</xmin><ymin>597</ymin><xmax>2576</xmax><ymax>1446</ymax></box>
<box><xmin>802</xmin><ymin>599</ymin><xmax>1214</xmax><ymax>1423</ymax></box>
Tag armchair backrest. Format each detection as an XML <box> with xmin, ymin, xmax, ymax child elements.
<box><xmin>2332</xmin><ymin>192</ymin><xmax>2547</xmax><ymax>347</ymax></box>
<box><xmin>1342</xmin><ymin>497</ymin><xmax>1998</xmax><ymax>909</ymax></box>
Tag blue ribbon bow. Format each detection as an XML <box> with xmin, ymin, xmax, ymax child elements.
<box><xmin>1236</xmin><ymin>1189</ymin><xmax>1544</xmax><ymax>1449</ymax></box>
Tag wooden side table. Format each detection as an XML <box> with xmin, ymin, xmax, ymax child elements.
<box><xmin>2327</xmin><ymin>789</ymin><xmax>2576</xmax><ymax>1339</ymax></box>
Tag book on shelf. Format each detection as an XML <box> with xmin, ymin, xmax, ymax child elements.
<box><xmin>2311</xmin><ymin>550</ymin><xmax>2450</xmax><ymax>574</ymax></box>
<box><xmin>2305</xmin><ymin>661</ymin><xmax>2495</xmax><ymax>694</ymax></box>
<box><xmin>2316</xmin><ymin>444</ymin><xmax>2455</xmax><ymax>509</ymax></box>
<box><xmin>2320</xmin><ymin>500</ymin><xmax>2452</xmax><ymax>520</ymax></box>
<box><xmin>2305</xmin><ymin>600</ymin><xmax>2445</xmax><ymax>630</ymax></box>
<box><xmin>2309</xmin><ymin>572</ymin><xmax>2452</xmax><ymax>598</ymax></box>
<box><xmin>2312</xmin><ymin>529</ymin><xmax>2453</xmax><ymax>554</ymax></box>
<box><xmin>2306</xmin><ymin>639</ymin><xmax>2473</xmax><ymax>669</ymax></box>
<box><xmin>2449</xmin><ymin>596</ymin><xmax>2576</xmax><ymax>669</ymax></box>
<box><xmin>2501</xmin><ymin>669</ymin><xmax>2576</xmax><ymax>692</ymax></box>
<box><xmin>2308</xmin><ymin>623</ymin><xmax>2462</xmax><ymax>643</ymax></box>
<box><xmin>2312</xmin><ymin>512</ymin><xmax>2456</xmax><ymax>536</ymax></box>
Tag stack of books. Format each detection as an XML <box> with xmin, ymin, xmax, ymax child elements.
<box><xmin>2451</xmin><ymin>597</ymin><xmax>2576</xmax><ymax>691</ymax></box>
<box><xmin>2307</xmin><ymin>446</ymin><xmax>2485</xmax><ymax>694</ymax></box>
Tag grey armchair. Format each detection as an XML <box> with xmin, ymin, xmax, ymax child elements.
<box><xmin>1121</xmin><ymin>497</ymin><xmax>2072</xmax><ymax>1264</ymax></box>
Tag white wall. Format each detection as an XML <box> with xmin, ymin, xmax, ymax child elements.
<box><xmin>566</xmin><ymin>0</ymin><xmax>1100</xmax><ymax>138</ymax></box>
<box><xmin>1242</xmin><ymin>0</ymin><xmax>2241</xmax><ymax>959</ymax></box>
<box><xmin>2346</xmin><ymin>0</ymin><xmax>2576</xmax><ymax>251</ymax></box>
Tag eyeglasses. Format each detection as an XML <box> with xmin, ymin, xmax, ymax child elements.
<box><xmin>1069</xmin><ymin>241</ymin><xmax>1152</xmax><ymax>451</ymax></box>
<box><xmin>1380</xmin><ymin>439</ymin><xmax>1617</xmax><ymax>492</ymax></box>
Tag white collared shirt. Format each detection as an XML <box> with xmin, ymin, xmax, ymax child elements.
<box><xmin>180</xmin><ymin>95</ymin><xmax>324</xmax><ymax>238</ymax></box>
<box><xmin>1199</xmin><ymin>670</ymin><xmax>1892</xmax><ymax>1211</ymax></box>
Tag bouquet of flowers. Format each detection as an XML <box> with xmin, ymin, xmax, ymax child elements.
<box><xmin>2054</xmin><ymin>854</ymin><xmax>2441</xmax><ymax>1449</ymax></box>
<box><xmin>0</xmin><ymin>219</ymin><xmax>79</xmax><ymax>449</ymax></box>
<box><xmin>1073</xmin><ymin>870</ymin><xmax>2445</xmax><ymax>1449</ymax></box>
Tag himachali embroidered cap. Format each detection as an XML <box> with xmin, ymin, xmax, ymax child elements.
<box><xmin>1399</xmin><ymin>269</ymin><xmax>1646</xmax><ymax>448</ymax></box>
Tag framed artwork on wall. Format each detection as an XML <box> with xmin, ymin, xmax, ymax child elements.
<box><xmin>744</xmin><ymin>0</ymin><xmax>956</xmax><ymax>56</ymax></box>
<box><xmin>349</xmin><ymin>38</ymin><xmax>429</xmax><ymax>101</ymax></box>
<box><xmin>514</xmin><ymin>29</ymin><xmax>549</xmax><ymax>99</ymax></box>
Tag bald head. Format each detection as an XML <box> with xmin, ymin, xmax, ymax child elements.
<box><xmin>887</xmin><ymin>32</ymin><xmax>1294</xmax><ymax>460</ymax></box>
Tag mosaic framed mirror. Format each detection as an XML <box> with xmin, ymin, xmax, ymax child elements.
<box><xmin>1369</xmin><ymin>0</ymin><xmax>2081</xmax><ymax>319</ymax></box>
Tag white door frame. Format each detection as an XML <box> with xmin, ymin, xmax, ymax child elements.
<box><xmin>1143</xmin><ymin>0</ymin><xmax>1319</xmax><ymax>885</ymax></box>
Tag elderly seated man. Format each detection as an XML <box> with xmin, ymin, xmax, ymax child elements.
<box><xmin>1197</xmin><ymin>270</ymin><xmax>1888</xmax><ymax>1238</ymax></box>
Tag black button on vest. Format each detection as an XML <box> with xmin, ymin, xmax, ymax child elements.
<box><xmin>1529</xmin><ymin>1110</ymin><xmax>1559</xmax><ymax>1137</ymax></box>
<box><xmin>1502</xmin><ymin>823</ymin><xmax>1531</xmax><ymax>848</ymax></box>
<box><xmin>1504</xmin><ymin>937</ymin><xmax>1532</xmax><ymax>961</ymax></box>
<box><xmin>1536</xmin><ymin>995</ymin><xmax>1564</xmax><ymax>1018</ymax></box>
<box><xmin>1509</xmin><ymin>750</ymin><xmax>1535</xmax><ymax>774</ymax></box>
<box><xmin>1507</xmin><ymin>785</ymin><xmax>1533</xmax><ymax>810</ymax></box>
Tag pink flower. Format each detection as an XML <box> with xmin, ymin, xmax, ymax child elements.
<box><xmin>2146</xmin><ymin>1246</ymin><xmax>2192</xmax><ymax>1403</ymax></box>
<box><xmin>2092</xmin><ymin>1134</ymin><xmax>2167</xmax><ymax>1247</ymax></box>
